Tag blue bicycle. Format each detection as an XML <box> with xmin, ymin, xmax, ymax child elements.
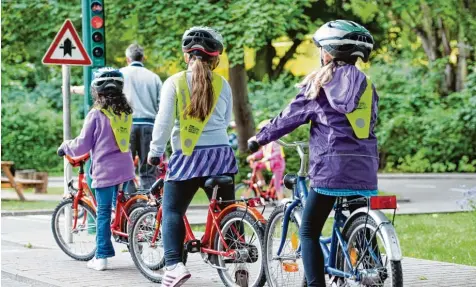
<box><xmin>255</xmin><ymin>139</ymin><xmax>403</xmax><ymax>287</ymax></box>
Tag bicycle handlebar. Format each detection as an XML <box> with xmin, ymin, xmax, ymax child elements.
<box><xmin>275</xmin><ymin>139</ymin><xmax>309</xmax><ymax>148</ymax></box>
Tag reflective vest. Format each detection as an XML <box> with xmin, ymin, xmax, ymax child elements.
<box><xmin>174</xmin><ymin>71</ymin><xmax>223</xmax><ymax>156</ymax></box>
<box><xmin>99</xmin><ymin>108</ymin><xmax>132</xmax><ymax>153</ymax></box>
<box><xmin>345</xmin><ymin>77</ymin><xmax>373</xmax><ymax>139</ymax></box>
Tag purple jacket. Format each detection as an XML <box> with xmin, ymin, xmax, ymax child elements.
<box><xmin>60</xmin><ymin>109</ymin><xmax>135</xmax><ymax>189</ymax></box>
<box><xmin>256</xmin><ymin>65</ymin><xmax>379</xmax><ymax>190</ymax></box>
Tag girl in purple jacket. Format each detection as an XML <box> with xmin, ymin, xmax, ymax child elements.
<box><xmin>59</xmin><ymin>68</ymin><xmax>135</xmax><ymax>271</ymax></box>
<box><xmin>251</xmin><ymin>20</ymin><xmax>378</xmax><ymax>286</ymax></box>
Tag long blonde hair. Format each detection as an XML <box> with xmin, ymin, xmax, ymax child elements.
<box><xmin>186</xmin><ymin>55</ymin><xmax>219</xmax><ymax>121</ymax></box>
<box><xmin>297</xmin><ymin>60</ymin><xmax>347</xmax><ymax>99</ymax></box>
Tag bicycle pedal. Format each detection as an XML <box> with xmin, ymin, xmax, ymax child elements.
<box><xmin>185</xmin><ymin>239</ymin><xmax>201</xmax><ymax>253</ymax></box>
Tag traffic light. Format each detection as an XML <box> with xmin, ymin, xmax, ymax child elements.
<box><xmin>89</xmin><ymin>1</ymin><xmax>105</xmax><ymax>67</ymax></box>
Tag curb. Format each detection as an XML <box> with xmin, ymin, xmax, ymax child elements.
<box><xmin>1</xmin><ymin>198</ymin><xmax>411</xmax><ymax>217</ymax></box>
<box><xmin>378</xmin><ymin>173</ymin><xmax>476</xmax><ymax>180</ymax></box>
<box><xmin>1</xmin><ymin>210</ymin><xmax>53</xmax><ymax>217</ymax></box>
<box><xmin>2</xmin><ymin>269</ymin><xmax>59</xmax><ymax>287</ymax></box>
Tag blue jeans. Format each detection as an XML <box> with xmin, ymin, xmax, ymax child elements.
<box><xmin>95</xmin><ymin>183</ymin><xmax>126</xmax><ymax>259</ymax></box>
<box><xmin>162</xmin><ymin>176</ymin><xmax>235</xmax><ymax>266</ymax></box>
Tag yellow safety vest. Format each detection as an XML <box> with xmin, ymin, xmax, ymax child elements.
<box><xmin>345</xmin><ymin>77</ymin><xmax>373</xmax><ymax>139</ymax></box>
<box><xmin>174</xmin><ymin>71</ymin><xmax>223</xmax><ymax>156</ymax></box>
<box><xmin>99</xmin><ymin>108</ymin><xmax>132</xmax><ymax>153</ymax></box>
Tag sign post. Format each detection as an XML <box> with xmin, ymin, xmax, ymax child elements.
<box><xmin>43</xmin><ymin>19</ymin><xmax>92</xmax><ymax>243</ymax></box>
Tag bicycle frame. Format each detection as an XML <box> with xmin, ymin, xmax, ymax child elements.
<box><xmin>65</xmin><ymin>154</ymin><xmax>149</xmax><ymax>238</ymax></box>
<box><xmin>242</xmin><ymin>160</ymin><xmax>277</xmax><ymax>200</ymax></box>
<box><xmin>150</xmin><ymin>187</ymin><xmax>267</xmax><ymax>259</ymax></box>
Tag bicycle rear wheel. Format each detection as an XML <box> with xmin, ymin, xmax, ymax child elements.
<box><xmin>337</xmin><ymin>215</ymin><xmax>403</xmax><ymax>287</ymax></box>
<box><xmin>51</xmin><ymin>198</ymin><xmax>97</xmax><ymax>261</ymax></box>
<box><xmin>263</xmin><ymin>204</ymin><xmax>306</xmax><ymax>287</ymax></box>
<box><xmin>235</xmin><ymin>183</ymin><xmax>257</xmax><ymax>199</ymax></box>
<box><xmin>214</xmin><ymin>210</ymin><xmax>266</xmax><ymax>287</ymax></box>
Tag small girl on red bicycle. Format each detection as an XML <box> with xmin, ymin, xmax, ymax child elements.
<box><xmin>58</xmin><ymin>67</ymin><xmax>135</xmax><ymax>271</ymax></box>
<box><xmin>246</xmin><ymin>120</ymin><xmax>286</xmax><ymax>200</ymax></box>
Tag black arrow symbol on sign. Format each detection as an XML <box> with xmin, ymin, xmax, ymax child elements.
<box><xmin>59</xmin><ymin>38</ymin><xmax>76</xmax><ymax>56</ymax></box>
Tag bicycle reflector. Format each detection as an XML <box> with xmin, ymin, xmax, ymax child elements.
<box><xmin>370</xmin><ymin>196</ymin><xmax>397</xmax><ymax>210</ymax></box>
<box><xmin>282</xmin><ymin>262</ymin><xmax>299</xmax><ymax>272</ymax></box>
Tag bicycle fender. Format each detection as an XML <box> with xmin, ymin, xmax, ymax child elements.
<box><xmin>80</xmin><ymin>197</ymin><xmax>96</xmax><ymax>212</ymax></box>
<box><xmin>345</xmin><ymin>207</ymin><xmax>402</xmax><ymax>261</ymax></box>
<box><xmin>209</xmin><ymin>203</ymin><xmax>267</xmax><ymax>248</ymax></box>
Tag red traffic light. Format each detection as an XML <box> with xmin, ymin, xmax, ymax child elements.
<box><xmin>91</xmin><ymin>16</ymin><xmax>104</xmax><ymax>29</ymax></box>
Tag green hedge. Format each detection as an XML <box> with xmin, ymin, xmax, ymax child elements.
<box><xmin>1</xmin><ymin>98</ymin><xmax>81</xmax><ymax>172</ymax></box>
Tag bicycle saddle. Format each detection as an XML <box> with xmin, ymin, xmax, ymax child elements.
<box><xmin>204</xmin><ymin>176</ymin><xmax>233</xmax><ymax>189</ymax></box>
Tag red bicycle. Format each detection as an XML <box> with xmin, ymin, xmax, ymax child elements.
<box><xmin>51</xmin><ymin>153</ymin><xmax>154</xmax><ymax>261</ymax></box>
<box><xmin>128</xmin><ymin>176</ymin><xmax>268</xmax><ymax>287</ymax></box>
<box><xmin>235</xmin><ymin>159</ymin><xmax>280</xmax><ymax>202</ymax></box>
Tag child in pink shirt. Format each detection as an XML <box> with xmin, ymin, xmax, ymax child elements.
<box><xmin>247</xmin><ymin>121</ymin><xmax>286</xmax><ymax>200</ymax></box>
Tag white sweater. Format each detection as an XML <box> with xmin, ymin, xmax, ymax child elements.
<box><xmin>120</xmin><ymin>62</ymin><xmax>162</xmax><ymax>121</ymax></box>
<box><xmin>149</xmin><ymin>70</ymin><xmax>233</xmax><ymax>157</ymax></box>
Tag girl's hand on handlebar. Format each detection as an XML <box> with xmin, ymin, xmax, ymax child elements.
<box><xmin>247</xmin><ymin>137</ymin><xmax>260</xmax><ymax>153</ymax></box>
<box><xmin>57</xmin><ymin>148</ymin><xmax>65</xmax><ymax>157</ymax></box>
<box><xmin>148</xmin><ymin>156</ymin><xmax>161</xmax><ymax>166</ymax></box>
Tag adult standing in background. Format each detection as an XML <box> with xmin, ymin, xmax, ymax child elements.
<box><xmin>120</xmin><ymin>44</ymin><xmax>162</xmax><ymax>190</ymax></box>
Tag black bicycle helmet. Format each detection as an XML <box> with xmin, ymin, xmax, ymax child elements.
<box><xmin>313</xmin><ymin>20</ymin><xmax>374</xmax><ymax>63</ymax></box>
<box><xmin>91</xmin><ymin>67</ymin><xmax>124</xmax><ymax>93</ymax></box>
<box><xmin>182</xmin><ymin>26</ymin><xmax>224</xmax><ymax>57</ymax></box>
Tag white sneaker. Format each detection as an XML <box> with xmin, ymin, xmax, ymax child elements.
<box><xmin>87</xmin><ymin>258</ymin><xmax>107</xmax><ymax>271</ymax></box>
<box><xmin>161</xmin><ymin>263</ymin><xmax>191</xmax><ymax>287</ymax></box>
<box><xmin>235</xmin><ymin>264</ymin><xmax>249</xmax><ymax>287</ymax></box>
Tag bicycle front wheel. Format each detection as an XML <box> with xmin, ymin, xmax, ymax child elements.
<box><xmin>128</xmin><ymin>207</ymin><xmax>166</xmax><ymax>282</ymax></box>
<box><xmin>51</xmin><ymin>198</ymin><xmax>97</xmax><ymax>261</ymax></box>
<box><xmin>338</xmin><ymin>214</ymin><xmax>403</xmax><ymax>287</ymax></box>
<box><xmin>263</xmin><ymin>204</ymin><xmax>306</xmax><ymax>287</ymax></box>
<box><xmin>214</xmin><ymin>209</ymin><xmax>266</xmax><ymax>287</ymax></box>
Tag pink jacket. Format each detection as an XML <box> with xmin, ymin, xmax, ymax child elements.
<box><xmin>252</xmin><ymin>141</ymin><xmax>285</xmax><ymax>171</ymax></box>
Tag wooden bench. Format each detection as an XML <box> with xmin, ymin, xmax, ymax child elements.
<box><xmin>1</xmin><ymin>177</ymin><xmax>46</xmax><ymax>192</ymax></box>
<box><xmin>1</xmin><ymin>161</ymin><xmax>49</xmax><ymax>201</ymax></box>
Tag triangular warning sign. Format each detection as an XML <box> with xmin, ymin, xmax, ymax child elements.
<box><xmin>42</xmin><ymin>19</ymin><xmax>92</xmax><ymax>66</ymax></box>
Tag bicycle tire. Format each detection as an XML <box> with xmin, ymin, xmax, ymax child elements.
<box><xmin>263</xmin><ymin>204</ymin><xmax>306</xmax><ymax>287</ymax></box>
<box><xmin>235</xmin><ymin>183</ymin><xmax>258</xmax><ymax>199</ymax></box>
<box><xmin>128</xmin><ymin>207</ymin><xmax>188</xmax><ymax>283</ymax></box>
<box><xmin>338</xmin><ymin>214</ymin><xmax>403</xmax><ymax>287</ymax></box>
<box><xmin>123</xmin><ymin>201</ymin><xmax>148</xmax><ymax>236</ymax></box>
<box><xmin>51</xmin><ymin>198</ymin><xmax>97</xmax><ymax>261</ymax></box>
<box><xmin>214</xmin><ymin>209</ymin><xmax>266</xmax><ymax>287</ymax></box>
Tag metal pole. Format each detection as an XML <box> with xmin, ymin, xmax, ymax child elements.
<box><xmin>62</xmin><ymin>65</ymin><xmax>73</xmax><ymax>243</ymax></box>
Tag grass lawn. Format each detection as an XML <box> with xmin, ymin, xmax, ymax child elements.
<box><xmin>396</xmin><ymin>212</ymin><xmax>476</xmax><ymax>266</ymax></box>
<box><xmin>3</xmin><ymin>186</ymin><xmax>64</xmax><ymax>195</ymax></box>
<box><xmin>1</xmin><ymin>199</ymin><xmax>58</xmax><ymax>210</ymax></box>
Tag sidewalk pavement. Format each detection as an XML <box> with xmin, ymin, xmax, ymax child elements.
<box><xmin>3</xmin><ymin>239</ymin><xmax>476</xmax><ymax>287</ymax></box>
<box><xmin>3</xmin><ymin>210</ymin><xmax>476</xmax><ymax>286</ymax></box>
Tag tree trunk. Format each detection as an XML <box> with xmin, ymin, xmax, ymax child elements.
<box><xmin>249</xmin><ymin>42</ymin><xmax>275</xmax><ymax>81</ymax></box>
<box><xmin>456</xmin><ymin>24</ymin><xmax>468</xmax><ymax>91</ymax></box>
<box><xmin>229</xmin><ymin>63</ymin><xmax>255</xmax><ymax>153</ymax></box>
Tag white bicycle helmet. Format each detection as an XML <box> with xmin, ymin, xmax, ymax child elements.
<box><xmin>182</xmin><ymin>26</ymin><xmax>224</xmax><ymax>57</ymax></box>
<box><xmin>313</xmin><ymin>20</ymin><xmax>374</xmax><ymax>63</ymax></box>
<box><xmin>91</xmin><ymin>67</ymin><xmax>124</xmax><ymax>93</ymax></box>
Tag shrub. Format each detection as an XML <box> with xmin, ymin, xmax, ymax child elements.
<box><xmin>1</xmin><ymin>98</ymin><xmax>81</xmax><ymax>172</ymax></box>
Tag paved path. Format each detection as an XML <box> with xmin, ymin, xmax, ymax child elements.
<box><xmin>2</xmin><ymin>214</ymin><xmax>476</xmax><ymax>287</ymax></box>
